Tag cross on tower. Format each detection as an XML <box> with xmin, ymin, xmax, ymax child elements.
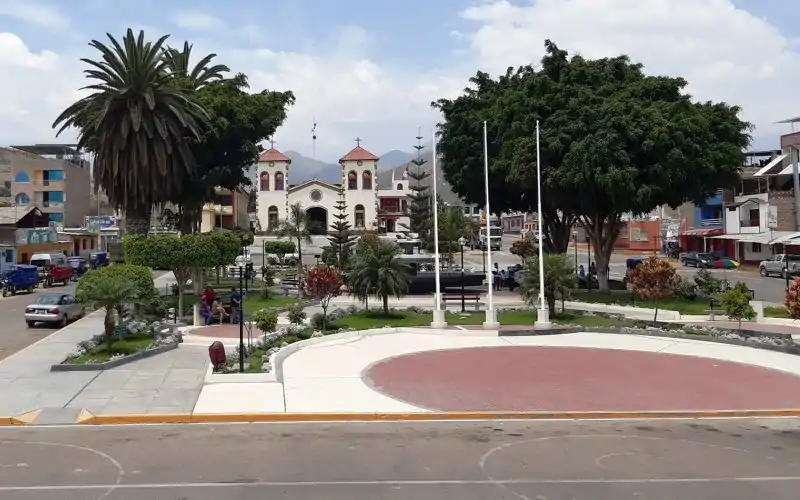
<box><xmin>269</xmin><ymin>137</ymin><xmax>276</xmax><ymax>149</ymax></box>
<box><xmin>354</xmin><ymin>137</ymin><xmax>362</xmax><ymax>147</ymax></box>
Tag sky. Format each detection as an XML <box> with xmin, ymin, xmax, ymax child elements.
<box><xmin>0</xmin><ymin>0</ymin><xmax>798</xmax><ymax>162</ymax></box>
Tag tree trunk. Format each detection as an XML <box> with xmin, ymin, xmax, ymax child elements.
<box><xmin>579</xmin><ymin>213</ymin><xmax>622</xmax><ymax>292</ymax></box>
<box><xmin>546</xmin><ymin>294</ymin><xmax>556</xmax><ymax>316</ymax></box>
<box><xmin>542</xmin><ymin>208</ymin><xmax>575</xmax><ymax>254</ymax></box>
<box><xmin>103</xmin><ymin>308</ymin><xmax>116</xmax><ymax>345</ymax></box>
<box><xmin>653</xmin><ymin>304</ymin><xmax>659</xmax><ymax>325</ymax></box>
<box><xmin>382</xmin><ymin>294</ymin><xmax>389</xmax><ymax>314</ymax></box>
<box><xmin>179</xmin><ymin>204</ymin><xmax>202</xmax><ymax>234</ymax></box>
<box><xmin>124</xmin><ymin>206</ymin><xmax>151</xmax><ymax>236</ymax></box>
<box><xmin>321</xmin><ymin>305</ymin><xmax>328</xmax><ymax>332</ymax></box>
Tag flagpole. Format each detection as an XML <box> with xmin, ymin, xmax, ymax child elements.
<box><xmin>482</xmin><ymin>121</ymin><xmax>498</xmax><ymax>329</ymax></box>
<box><xmin>534</xmin><ymin>120</ymin><xmax>551</xmax><ymax>328</ymax></box>
<box><xmin>431</xmin><ymin>127</ymin><xmax>446</xmax><ymax>327</ymax></box>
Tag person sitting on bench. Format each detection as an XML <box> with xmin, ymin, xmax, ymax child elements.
<box><xmin>199</xmin><ymin>300</ymin><xmax>213</xmax><ymax>325</ymax></box>
<box><xmin>211</xmin><ymin>299</ymin><xmax>228</xmax><ymax>323</ymax></box>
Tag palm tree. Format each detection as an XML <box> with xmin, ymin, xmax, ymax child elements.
<box><xmin>52</xmin><ymin>29</ymin><xmax>209</xmax><ymax>235</ymax></box>
<box><xmin>77</xmin><ymin>278</ymin><xmax>140</xmax><ymax>345</ymax></box>
<box><xmin>348</xmin><ymin>239</ymin><xmax>411</xmax><ymax>314</ymax></box>
<box><xmin>276</xmin><ymin>203</ymin><xmax>313</xmax><ymax>278</ymax></box>
<box><xmin>162</xmin><ymin>42</ymin><xmax>229</xmax><ymax>89</ymax></box>
<box><xmin>521</xmin><ymin>253</ymin><xmax>577</xmax><ymax>316</ymax></box>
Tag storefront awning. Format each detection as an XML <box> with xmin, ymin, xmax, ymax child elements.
<box><xmin>711</xmin><ymin>231</ymin><xmax>796</xmax><ymax>244</ymax></box>
<box><xmin>682</xmin><ymin>228</ymin><xmax>724</xmax><ymax>237</ymax></box>
<box><xmin>753</xmin><ymin>154</ymin><xmax>788</xmax><ymax>176</ymax></box>
<box><xmin>771</xmin><ymin>232</ymin><xmax>800</xmax><ymax>244</ymax></box>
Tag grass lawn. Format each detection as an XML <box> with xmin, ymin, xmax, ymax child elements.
<box><xmin>65</xmin><ymin>335</ymin><xmax>154</xmax><ymax>364</ymax></box>
<box><xmin>571</xmin><ymin>290</ymin><xmax>709</xmax><ymax>314</ymax></box>
<box><xmin>327</xmin><ymin>309</ymin><xmax>635</xmax><ymax>330</ymax></box>
<box><xmin>165</xmin><ymin>293</ymin><xmax>301</xmax><ymax>316</ymax></box>
<box><xmin>765</xmin><ymin>306</ymin><xmax>790</xmax><ymax>318</ymax></box>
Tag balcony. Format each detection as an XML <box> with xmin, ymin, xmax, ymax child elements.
<box><xmin>203</xmin><ymin>203</ymin><xmax>233</xmax><ymax>215</ymax></box>
<box><xmin>700</xmin><ymin>218</ymin><xmax>722</xmax><ymax>228</ymax></box>
<box><xmin>704</xmin><ymin>189</ymin><xmax>723</xmax><ymax>206</ymax></box>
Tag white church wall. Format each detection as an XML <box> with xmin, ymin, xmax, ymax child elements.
<box><xmin>255</xmin><ymin>159</ymin><xmax>289</xmax><ymax>231</ymax></box>
<box><xmin>342</xmin><ymin>159</ymin><xmax>379</xmax><ymax>231</ymax></box>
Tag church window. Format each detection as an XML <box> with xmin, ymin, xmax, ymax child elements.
<box><xmin>275</xmin><ymin>172</ymin><xmax>285</xmax><ymax>191</ymax></box>
<box><xmin>354</xmin><ymin>204</ymin><xmax>365</xmax><ymax>228</ymax></box>
<box><xmin>362</xmin><ymin>171</ymin><xmax>372</xmax><ymax>190</ymax></box>
<box><xmin>348</xmin><ymin>171</ymin><xmax>358</xmax><ymax>190</ymax></box>
<box><xmin>259</xmin><ymin>172</ymin><xmax>270</xmax><ymax>191</ymax></box>
<box><xmin>396</xmin><ymin>183</ymin><xmax>402</xmax><ymax>190</ymax></box>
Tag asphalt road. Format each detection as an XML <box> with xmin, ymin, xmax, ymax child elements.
<box><xmin>0</xmin><ymin>281</ymin><xmax>77</xmax><ymax>362</ymax></box>
<box><xmin>1</xmin><ymin>419</ymin><xmax>800</xmax><ymax>499</ymax></box>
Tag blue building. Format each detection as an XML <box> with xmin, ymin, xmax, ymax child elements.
<box><xmin>694</xmin><ymin>189</ymin><xmax>724</xmax><ymax>229</ymax></box>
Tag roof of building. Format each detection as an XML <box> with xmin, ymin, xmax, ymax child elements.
<box><xmin>0</xmin><ymin>206</ymin><xmax>39</xmax><ymax>225</ymax></box>
<box><xmin>258</xmin><ymin>148</ymin><xmax>291</xmax><ymax>163</ymax></box>
<box><xmin>10</xmin><ymin>144</ymin><xmax>80</xmax><ymax>156</ymax></box>
<box><xmin>339</xmin><ymin>145</ymin><xmax>379</xmax><ymax>163</ymax></box>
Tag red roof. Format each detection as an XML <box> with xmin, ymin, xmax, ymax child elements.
<box><xmin>681</xmin><ymin>228</ymin><xmax>724</xmax><ymax>237</ymax></box>
<box><xmin>339</xmin><ymin>145</ymin><xmax>379</xmax><ymax>163</ymax></box>
<box><xmin>258</xmin><ymin>148</ymin><xmax>291</xmax><ymax>163</ymax></box>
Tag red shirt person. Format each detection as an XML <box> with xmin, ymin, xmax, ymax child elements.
<box><xmin>201</xmin><ymin>286</ymin><xmax>216</xmax><ymax>305</ymax></box>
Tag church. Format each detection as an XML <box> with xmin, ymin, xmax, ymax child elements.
<box><xmin>255</xmin><ymin>141</ymin><xmax>411</xmax><ymax>234</ymax></box>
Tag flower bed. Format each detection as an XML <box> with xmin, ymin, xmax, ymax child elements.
<box><xmin>52</xmin><ymin>320</ymin><xmax>183</xmax><ymax>371</ymax></box>
<box><xmin>219</xmin><ymin>325</ymin><xmax>330</xmax><ymax>374</ymax></box>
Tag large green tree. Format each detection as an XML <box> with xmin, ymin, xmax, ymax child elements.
<box><xmin>163</xmin><ymin>46</ymin><xmax>295</xmax><ymax>233</ymax></box>
<box><xmin>53</xmin><ymin>29</ymin><xmax>209</xmax><ymax>235</ymax></box>
<box><xmin>434</xmin><ymin>40</ymin><xmax>750</xmax><ymax>290</ymax></box>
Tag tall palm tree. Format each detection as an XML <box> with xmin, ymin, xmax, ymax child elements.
<box><xmin>162</xmin><ymin>42</ymin><xmax>229</xmax><ymax>90</ymax></box>
<box><xmin>276</xmin><ymin>203</ymin><xmax>313</xmax><ymax>278</ymax></box>
<box><xmin>53</xmin><ymin>29</ymin><xmax>209</xmax><ymax>235</ymax></box>
<box><xmin>348</xmin><ymin>239</ymin><xmax>410</xmax><ymax>314</ymax></box>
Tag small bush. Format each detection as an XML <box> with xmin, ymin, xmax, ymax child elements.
<box><xmin>287</xmin><ymin>304</ymin><xmax>307</xmax><ymax>325</ymax></box>
<box><xmin>674</xmin><ymin>276</ymin><xmax>697</xmax><ymax>301</ymax></box>
<box><xmin>694</xmin><ymin>268</ymin><xmax>722</xmax><ymax>298</ymax></box>
<box><xmin>785</xmin><ymin>277</ymin><xmax>800</xmax><ymax>319</ymax></box>
<box><xmin>252</xmin><ymin>309</ymin><xmax>278</xmax><ymax>335</ymax></box>
<box><xmin>723</xmin><ymin>282</ymin><xmax>755</xmax><ymax>329</ymax></box>
<box><xmin>310</xmin><ymin>312</ymin><xmax>325</xmax><ymax>330</ymax></box>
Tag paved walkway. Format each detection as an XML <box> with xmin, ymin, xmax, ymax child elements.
<box><xmin>192</xmin><ymin>329</ymin><xmax>800</xmax><ymax>415</ymax></box>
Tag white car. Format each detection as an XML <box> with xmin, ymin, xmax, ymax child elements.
<box><xmin>25</xmin><ymin>292</ymin><xmax>85</xmax><ymax>328</ymax></box>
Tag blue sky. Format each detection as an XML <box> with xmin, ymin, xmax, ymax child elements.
<box><xmin>0</xmin><ymin>0</ymin><xmax>799</xmax><ymax>161</ymax></box>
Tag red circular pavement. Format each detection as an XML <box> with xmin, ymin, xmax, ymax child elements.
<box><xmin>189</xmin><ymin>324</ymin><xmax>251</xmax><ymax>338</ymax></box>
<box><xmin>364</xmin><ymin>346</ymin><xmax>800</xmax><ymax>412</ymax></box>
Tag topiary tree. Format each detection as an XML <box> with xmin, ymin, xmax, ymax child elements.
<box><xmin>723</xmin><ymin>281</ymin><xmax>755</xmax><ymax>329</ymax></box>
<box><xmin>627</xmin><ymin>256</ymin><xmax>679</xmax><ymax>323</ymax></box>
<box><xmin>305</xmin><ymin>266</ymin><xmax>343</xmax><ymax>330</ymax></box>
<box><xmin>785</xmin><ymin>277</ymin><xmax>800</xmax><ymax>319</ymax></box>
<box><xmin>287</xmin><ymin>303</ymin><xmax>306</xmax><ymax>326</ymax></box>
<box><xmin>251</xmin><ymin>309</ymin><xmax>278</xmax><ymax>339</ymax></box>
<box><xmin>510</xmin><ymin>239</ymin><xmax>536</xmax><ymax>262</ymax></box>
<box><xmin>520</xmin><ymin>253</ymin><xmax>576</xmax><ymax>316</ymax></box>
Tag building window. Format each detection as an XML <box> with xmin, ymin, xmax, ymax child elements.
<box><xmin>275</xmin><ymin>172</ymin><xmax>285</xmax><ymax>191</ymax></box>
<box><xmin>362</xmin><ymin>171</ymin><xmax>372</xmax><ymax>190</ymax></box>
<box><xmin>747</xmin><ymin>208</ymin><xmax>759</xmax><ymax>227</ymax></box>
<box><xmin>14</xmin><ymin>193</ymin><xmax>29</xmax><ymax>205</ymax></box>
<box><xmin>396</xmin><ymin>183</ymin><xmax>403</xmax><ymax>190</ymax></box>
<box><xmin>401</xmin><ymin>200</ymin><xmax>407</xmax><ymax>213</ymax></box>
<box><xmin>752</xmin><ymin>243</ymin><xmax>762</xmax><ymax>253</ymax></box>
<box><xmin>48</xmin><ymin>212</ymin><xmax>64</xmax><ymax>223</ymax></box>
<box><xmin>259</xmin><ymin>172</ymin><xmax>270</xmax><ymax>191</ymax></box>
<box><xmin>348</xmin><ymin>171</ymin><xmax>358</xmax><ymax>190</ymax></box>
<box><xmin>464</xmin><ymin>206</ymin><xmax>470</xmax><ymax>215</ymax></box>
<box><xmin>473</xmin><ymin>206</ymin><xmax>480</xmax><ymax>215</ymax></box>
<box><xmin>310</xmin><ymin>189</ymin><xmax>322</xmax><ymax>202</ymax></box>
<box><xmin>267</xmin><ymin>205</ymin><xmax>279</xmax><ymax>229</ymax></box>
<box><xmin>14</xmin><ymin>172</ymin><xmax>29</xmax><ymax>182</ymax></box>
<box><xmin>354</xmin><ymin>204</ymin><xmax>365</xmax><ymax>228</ymax></box>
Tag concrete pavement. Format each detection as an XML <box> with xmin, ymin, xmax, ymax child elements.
<box><xmin>1</xmin><ymin>419</ymin><xmax>800</xmax><ymax>499</ymax></box>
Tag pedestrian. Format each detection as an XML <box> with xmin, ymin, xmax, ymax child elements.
<box><xmin>201</xmin><ymin>286</ymin><xmax>216</xmax><ymax>306</ymax></box>
<box><xmin>507</xmin><ymin>267</ymin><xmax>516</xmax><ymax>292</ymax></box>
<box><xmin>589</xmin><ymin>262</ymin><xmax>597</xmax><ymax>277</ymax></box>
<box><xmin>229</xmin><ymin>287</ymin><xmax>242</xmax><ymax>324</ymax></box>
<box><xmin>578</xmin><ymin>265</ymin><xmax>586</xmax><ymax>278</ymax></box>
<box><xmin>499</xmin><ymin>269</ymin><xmax>507</xmax><ymax>290</ymax></box>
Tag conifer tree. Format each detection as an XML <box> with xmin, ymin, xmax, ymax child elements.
<box><xmin>326</xmin><ymin>189</ymin><xmax>357</xmax><ymax>265</ymax></box>
<box><xmin>402</xmin><ymin>129</ymin><xmax>433</xmax><ymax>248</ymax></box>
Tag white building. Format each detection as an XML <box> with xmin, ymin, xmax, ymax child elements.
<box><xmin>255</xmin><ymin>143</ymin><xmax>410</xmax><ymax>234</ymax></box>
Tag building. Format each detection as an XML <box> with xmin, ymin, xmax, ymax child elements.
<box><xmin>3</xmin><ymin>145</ymin><xmax>91</xmax><ymax>227</ymax></box>
<box><xmin>255</xmin><ymin>142</ymin><xmax>410</xmax><ymax>234</ymax></box>
<box><xmin>200</xmin><ymin>187</ymin><xmax>250</xmax><ymax>232</ymax></box>
<box><xmin>0</xmin><ymin>206</ymin><xmax>71</xmax><ymax>263</ymax></box>
<box><xmin>501</xmin><ymin>212</ymin><xmax>528</xmax><ymax>233</ymax></box>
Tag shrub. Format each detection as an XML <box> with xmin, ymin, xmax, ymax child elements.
<box><xmin>723</xmin><ymin>282</ymin><xmax>755</xmax><ymax>329</ymax></box>
<box><xmin>310</xmin><ymin>312</ymin><xmax>325</xmax><ymax>330</ymax></box>
<box><xmin>674</xmin><ymin>276</ymin><xmax>698</xmax><ymax>301</ymax></box>
<box><xmin>785</xmin><ymin>277</ymin><xmax>800</xmax><ymax>319</ymax></box>
<box><xmin>287</xmin><ymin>303</ymin><xmax>307</xmax><ymax>326</ymax></box>
<box><xmin>251</xmin><ymin>309</ymin><xmax>278</xmax><ymax>335</ymax></box>
<box><xmin>627</xmin><ymin>256</ymin><xmax>679</xmax><ymax>323</ymax></box>
<box><xmin>694</xmin><ymin>268</ymin><xmax>722</xmax><ymax>298</ymax></box>
<box><xmin>510</xmin><ymin>239</ymin><xmax>536</xmax><ymax>261</ymax></box>
<box><xmin>305</xmin><ymin>266</ymin><xmax>344</xmax><ymax>330</ymax></box>
<box><xmin>77</xmin><ymin>265</ymin><xmax>157</xmax><ymax>305</ymax></box>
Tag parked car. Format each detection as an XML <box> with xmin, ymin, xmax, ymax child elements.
<box><xmin>681</xmin><ymin>252</ymin><xmax>713</xmax><ymax>268</ymax></box>
<box><xmin>759</xmin><ymin>254</ymin><xmax>800</xmax><ymax>278</ymax></box>
<box><xmin>24</xmin><ymin>292</ymin><xmax>85</xmax><ymax>328</ymax></box>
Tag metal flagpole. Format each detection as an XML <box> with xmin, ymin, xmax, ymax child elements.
<box><xmin>431</xmin><ymin>127</ymin><xmax>446</xmax><ymax>327</ymax></box>
<box><xmin>482</xmin><ymin>121</ymin><xmax>498</xmax><ymax>329</ymax></box>
<box><xmin>535</xmin><ymin>120</ymin><xmax>551</xmax><ymax>327</ymax></box>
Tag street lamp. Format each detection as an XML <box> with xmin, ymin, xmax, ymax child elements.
<box><xmin>572</xmin><ymin>229</ymin><xmax>578</xmax><ymax>272</ymax></box>
<box><xmin>238</xmin><ymin>232</ymin><xmax>247</xmax><ymax>373</ymax></box>
<box><xmin>458</xmin><ymin>236</ymin><xmax>467</xmax><ymax>313</ymax></box>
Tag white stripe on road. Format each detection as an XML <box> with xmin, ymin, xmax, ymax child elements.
<box><xmin>2</xmin><ymin>476</ymin><xmax>800</xmax><ymax>491</ymax></box>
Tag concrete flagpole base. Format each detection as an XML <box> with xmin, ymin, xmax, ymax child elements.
<box><xmin>431</xmin><ymin>294</ymin><xmax>448</xmax><ymax>328</ymax></box>
<box><xmin>535</xmin><ymin>307</ymin><xmax>552</xmax><ymax>329</ymax></box>
<box><xmin>482</xmin><ymin>308</ymin><xmax>499</xmax><ymax>329</ymax></box>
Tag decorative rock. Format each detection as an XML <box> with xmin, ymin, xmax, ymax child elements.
<box><xmin>311</xmin><ymin>331</ymin><xmax>324</xmax><ymax>338</ymax></box>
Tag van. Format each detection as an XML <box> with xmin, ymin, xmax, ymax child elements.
<box><xmin>30</xmin><ymin>252</ymin><xmax>71</xmax><ymax>283</ymax></box>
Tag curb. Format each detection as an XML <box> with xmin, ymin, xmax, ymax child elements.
<box><xmin>50</xmin><ymin>341</ymin><xmax>179</xmax><ymax>371</ymax></box>
<box><xmin>70</xmin><ymin>408</ymin><xmax>800</xmax><ymax>425</ymax></box>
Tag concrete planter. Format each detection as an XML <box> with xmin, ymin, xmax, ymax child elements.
<box><xmin>50</xmin><ymin>341</ymin><xmax>179</xmax><ymax>372</ymax></box>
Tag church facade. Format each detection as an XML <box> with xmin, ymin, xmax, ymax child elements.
<box><xmin>255</xmin><ymin>142</ymin><xmax>411</xmax><ymax>234</ymax></box>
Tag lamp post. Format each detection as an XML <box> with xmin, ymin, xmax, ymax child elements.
<box><xmin>458</xmin><ymin>236</ymin><xmax>467</xmax><ymax>313</ymax></box>
<box><xmin>585</xmin><ymin>234</ymin><xmax>593</xmax><ymax>292</ymax></box>
<box><xmin>238</xmin><ymin>233</ymin><xmax>246</xmax><ymax>373</ymax></box>
<box><xmin>572</xmin><ymin>230</ymin><xmax>578</xmax><ymax>272</ymax></box>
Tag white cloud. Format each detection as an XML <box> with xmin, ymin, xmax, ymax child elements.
<box><xmin>171</xmin><ymin>11</ymin><xmax>225</xmax><ymax>31</ymax></box>
<box><xmin>0</xmin><ymin>0</ymin><xmax>67</xmax><ymax>28</ymax></box>
<box><xmin>459</xmin><ymin>0</ymin><xmax>800</xmax><ymax>146</ymax></box>
<box><xmin>1</xmin><ymin>0</ymin><xmax>798</xmax><ymax>162</ymax></box>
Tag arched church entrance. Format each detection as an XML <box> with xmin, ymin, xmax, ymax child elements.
<box><xmin>306</xmin><ymin>206</ymin><xmax>328</xmax><ymax>235</ymax></box>
<box><xmin>385</xmin><ymin>218</ymin><xmax>396</xmax><ymax>232</ymax></box>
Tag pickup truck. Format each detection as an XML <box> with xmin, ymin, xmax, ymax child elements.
<box><xmin>758</xmin><ymin>254</ymin><xmax>800</xmax><ymax>278</ymax></box>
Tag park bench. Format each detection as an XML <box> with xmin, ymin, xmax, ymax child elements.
<box><xmin>280</xmin><ymin>277</ymin><xmax>302</xmax><ymax>297</ymax></box>
<box><xmin>441</xmin><ymin>291</ymin><xmax>482</xmax><ymax>311</ymax></box>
